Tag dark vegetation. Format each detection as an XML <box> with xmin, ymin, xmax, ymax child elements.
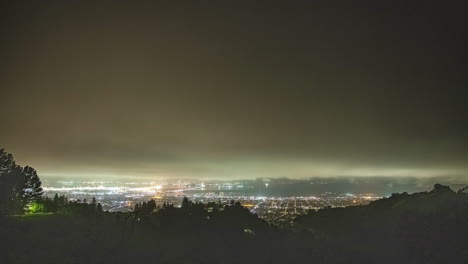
<box><xmin>0</xmin><ymin>148</ymin><xmax>43</xmax><ymax>215</ymax></box>
<box><xmin>1</xmin><ymin>147</ymin><xmax>468</xmax><ymax>264</ymax></box>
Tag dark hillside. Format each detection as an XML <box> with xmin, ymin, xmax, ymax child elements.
<box><xmin>294</xmin><ymin>184</ymin><xmax>468</xmax><ymax>263</ymax></box>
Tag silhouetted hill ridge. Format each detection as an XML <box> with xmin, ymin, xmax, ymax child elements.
<box><xmin>293</xmin><ymin>184</ymin><xmax>468</xmax><ymax>263</ymax></box>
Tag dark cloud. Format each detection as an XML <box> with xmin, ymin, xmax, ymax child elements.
<box><xmin>1</xmin><ymin>1</ymin><xmax>467</xmax><ymax>180</ymax></box>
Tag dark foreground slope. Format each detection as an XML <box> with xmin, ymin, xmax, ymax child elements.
<box><xmin>295</xmin><ymin>184</ymin><xmax>468</xmax><ymax>263</ymax></box>
<box><xmin>1</xmin><ymin>185</ymin><xmax>468</xmax><ymax>264</ymax></box>
<box><xmin>0</xmin><ymin>202</ymin><xmax>324</xmax><ymax>264</ymax></box>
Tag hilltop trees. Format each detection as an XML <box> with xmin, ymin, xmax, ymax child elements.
<box><xmin>0</xmin><ymin>148</ymin><xmax>24</xmax><ymax>213</ymax></box>
<box><xmin>433</xmin><ymin>183</ymin><xmax>453</xmax><ymax>193</ymax></box>
<box><xmin>0</xmin><ymin>148</ymin><xmax>15</xmax><ymax>209</ymax></box>
<box><xmin>0</xmin><ymin>147</ymin><xmax>44</xmax><ymax>214</ymax></box>
<box><xmin>133</xmin><ymin>199</ymin><xmax>157</xmax><ymax>215</ymax></box>
<box><xmin>22</xmin><ymin>166</ymin><xmax>44</xmax><ymax>205</ymax></box>
<box><xmin>0</xmin><ymin>148</ymin><xmax>15</xmax><ymax>175</ymax></box>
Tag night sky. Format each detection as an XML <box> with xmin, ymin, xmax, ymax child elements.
<box><xmin>1</xmin><ymin>1</ymin><xmax>467</xmax><ymax>180</ymax></box>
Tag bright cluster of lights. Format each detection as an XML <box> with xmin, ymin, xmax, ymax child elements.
<box><xmin>43</xmin><ymin>185</ymin><xmax>163</xmax><ymax>194</ymax></box>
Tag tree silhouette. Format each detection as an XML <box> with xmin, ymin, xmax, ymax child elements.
<box><xmin>21</xmin><ymin>166</ymin><xmax>44</xmax><ymax>208</ymax></box>
<box><xmin>1</xmin><ymin>166</ymin><xmax>25</xmax><ymax>213</ymax></box>
<box><xmin>0</xmin><ymin>148</ymin><xmax>29</xmax><ymax>213</ymax></box>
<box><xmin>433</xmin><ymin>183</ymin><xmax>453</xmax><ymax>193</ymax></box>
<box><xmin>0</xmin><ymin>148</ymin><xmax>46</xmax><ymax>214</ymax></box>
<box><xmin>0</xmin><ymin>148</ymin><xmax>15</xmax><ymax>175</ymax></box>
<box><xmin>0</xmin><ymin>148</ymin><xmax>16</xmax><ymax>213</ymax></box>
<box><xmin>182</xmin><ymin>196</ymin><xmax>190</xmax><ymax>209</ymax></box>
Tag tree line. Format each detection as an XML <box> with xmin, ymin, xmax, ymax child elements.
<box><xmin>0</xmin><ymin>147</ymin><xmax>105</xmax><ymax>216</ymax></box>
<box><xmin>0</xmin><ymin>148</ymin><xmax>43</xmax><ymax>214</ymax></box>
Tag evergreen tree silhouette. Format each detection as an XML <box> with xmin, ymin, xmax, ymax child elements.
<box><xmin>0</xmin><ymin>148</ymin><xmax>17</xmax><ymax>213</ymax></box>
<box><xmin>21</xmin><ymin>166</ymin><xmax>44</xmax><ymax>207</ymax></box>
<box><xmin>0</xmin><ymin>148</ymin><xmax>32</xmax><ymax>213</ymax></box>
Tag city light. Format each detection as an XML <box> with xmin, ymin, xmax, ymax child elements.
<box><xmin>42</xmin><ymin>180</ymin><xmax>381</xmax><ymax>224</ymax></box>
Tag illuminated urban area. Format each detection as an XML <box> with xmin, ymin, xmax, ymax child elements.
<box><xmin>43</xmin><ymin>179</ymin><xmax>381</xmax><ymax>225</ymax></box>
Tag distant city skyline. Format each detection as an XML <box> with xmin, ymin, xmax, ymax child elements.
<box><xmin>39</xmin><ymin>177</ymin><xmax>465</xmax><ymax>224</ymax></box>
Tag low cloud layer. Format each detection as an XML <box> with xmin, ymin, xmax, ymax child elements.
<box><xmin>1</xmin><ymin>1</ymin><xmax>467</xmax><ymax>180</ymax></box>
